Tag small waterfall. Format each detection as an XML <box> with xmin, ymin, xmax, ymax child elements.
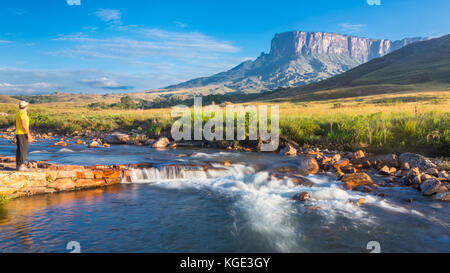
<box><xmin>128</xmin><ymin>163</ymin><xmax>255</xmax><ymax>183</ymax></box>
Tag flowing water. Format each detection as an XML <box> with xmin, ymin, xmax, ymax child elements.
<box><xmin>0</xmin><ymin>139</ymin><xmax>449</xmax><ymax>252</ymax></box>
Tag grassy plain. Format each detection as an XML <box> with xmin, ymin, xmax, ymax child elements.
<box><xmin>0</xmin><ymin>90</ymin><xmax>449</xmax><ymax>156</ymax></box>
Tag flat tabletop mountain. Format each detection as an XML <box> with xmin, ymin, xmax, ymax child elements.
<box><xmin>263</xmin><ymin>33</ymin><xmax>450</xmax><ymax>101</ymax></box>
<box><xmin>164</xmin><ymin>31</ymin><xmax>426</xmax><ymax>94</ymax></box>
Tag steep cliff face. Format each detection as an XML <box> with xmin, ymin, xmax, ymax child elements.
<box><xmin>165</xmin><ymin>31</ymin><xmax>427</xmax><ymax>93</ymax></box>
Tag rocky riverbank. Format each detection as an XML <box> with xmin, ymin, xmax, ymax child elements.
<box><xmin>0</xmin><ymin>128</ymin><xmax>449</xmax><ymax>203</ymax></box>
<box><xmin>0</xmin><ymin>155</ymin><xmax>145</xmax><ymax>199</ymax></box>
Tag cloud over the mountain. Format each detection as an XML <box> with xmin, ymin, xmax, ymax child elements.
<box><xmin>66</xmin><ymin>0</ymin><xmax>81</xmax><ymax>6</ymax></box>
<box><xmin>338</xmin><ymin>23</ymin><xmax>366</xmax><ymax>34</ymax></box>
<box><xmin>79</xmin><ymin>77</ymin><xmax>134</xmax><ymax>90</ymax></box>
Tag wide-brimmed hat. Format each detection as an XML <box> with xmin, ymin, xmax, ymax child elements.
<box><xmin>19</xmin><ymin>101</ymin><xmax>29</xmax><ymax>109</ymax></box>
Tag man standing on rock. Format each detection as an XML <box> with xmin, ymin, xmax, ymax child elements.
<box><xmin>15</xmin><ymin>101</ymin><xmax>34</xmax><ymax>171</ymax></box>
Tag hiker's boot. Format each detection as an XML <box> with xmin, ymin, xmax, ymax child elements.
<box><xmin>17</xmin><ymin>164</ymin><xmax>28</xmax><ymax>171</ymax></box>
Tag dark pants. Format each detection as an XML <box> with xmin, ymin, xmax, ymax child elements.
<box><xmin>16</xmin><ymin>134</ymin><xmax>28</xmax><ymax>167</ymax></box>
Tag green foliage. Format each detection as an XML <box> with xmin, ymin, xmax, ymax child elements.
<box><xmin>11</xmin><ymin>95</ymin><xmax>60</xmax><ymax>104</ymax></box>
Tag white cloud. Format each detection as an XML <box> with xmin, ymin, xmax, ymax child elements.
<box><xmin>66</xmin><ymin>0</ymin><xmax>81</xmax><ymax>6</ymax></box>
<box><xmin>80</xmin><ymin>77</ymin><xmax>134</xmax><ymax>90</ymax></box>
<box><xmin>53</xmin><ymin>28</ymin><xmax>239</xmax><ymax>60</ymax></box>
<box><xmin>174</xmin><ymin>21</ymin><xmax>188</xmax><ymax>29</ymax></box>
<box><xmin>338</xmin><ymin>23</ymin><xmax>366</xmax><ymax>34</ymax></box>
<box><xmin>0</xmin><ymin>40</ymin><xmax>13</xmax><ymax>44</ymax></box>
<box><xmin>366</xmin><ymin>0</ymin><xmax>381</xmax><ymax>6</ymax></box>
<box><xmin>95</xmin><ymin>9</ymin><xmax>121</xmax><ymax>24</ymax></box>
<box><xmin>0</xmin><ymin>82</ymin><xmax>58</xmax><ymax>94</ymax></box>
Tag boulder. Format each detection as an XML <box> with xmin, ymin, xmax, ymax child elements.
<box><xmin>356</xmin><ymin>198</ymin><xmax>366</xmax><ymax>206</ymax></box>
<box><xmin>399</xmin><ymin>153</ymin><xmax>436</xmax><ymax>171</ymax></box>
<box><xmin>425</xmin><ymin>168</ymin><xmax>439</xmax><ymax>176</ymax></box>
<box><xmin>290</xmin><ymin>176</ymin><xmax>314</xmax><ymax>187</ymax></box>
<box><xmin>280</xmin><ymin>144</ymin><xmax>297</xmax><ymax>156</ymax></box>
<box><xmin>298</xmin><ymin>156</ymin><xmax>319</xmax><ymax>175</ymax></box>
<box><xmin>353</xmin><ymin>150</ymin><xmax>365</xmax><ymax>159</ymax></box>
<box><xmin>332</xmin><ymin>154</ymin><xmax>341</xmax><ymax>162</ymax></box>
<box><xmin>432</xmin><ymin>192</ymin><xmax>450</xmax><ymax>202</ymax></box>
<box><xmin>401</xmin><ymin>162</ymin><xmax>410</xmax><ymax>170</ymax></box>
<box><xmin>354</xmin><ymin>185</ymin><xmax>373</xmax><ymax>192</ymax></box>
<box><xmin>369</xmin><ymin>154</ymin><xmax>399</xmax><ymax>168</ymax></box>
<box><xmin>104</xmin><ymin>132</ymin><xmax>130</xmax><ymax>144</ymax></box>
<box><xmin>88</xmin><ymin>141</ymin><xmax>100</xmax><ymax>148</ymax></box>
<box><xmin>438</xmin><ymin>171</ymin><xmax>449</xmax><ymax>180</ymax></box>
<box><xmin>292</xmin><ymin>192</ymin><xmax>310</xmax><ymax>201</ymax></box>
<box><xmin>341</xmin><ymin>172</ymin><xmax>374</xmax><ymax>190</ymax></box>
<box><xmin>151</xmin><ymin>137</ymin><xmax>170</xmax><ymax>149</ymax></box>
<box><xmin>420</xmin><ymin>178</ymin><xmax>442</xmax><ymax>196</ymax></box>
<box><xmin>378</xmin><ymin>166</ymin><xmax>391</xmax><ymax>176</ymax></box>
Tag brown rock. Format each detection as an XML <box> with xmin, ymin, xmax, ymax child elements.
<box><xmin>298</xmin><ymin>156</ymin><xmax>319</xmax><ymax>175</ymax></box>
<box><xmin>333</xmin><ymin>159</ymin><xmax>350</xmax><ymax>169</ymax></box>
<box><xmin>75</xmin><ymin>179</ymin><xmax>105</xmax><ymax>188</ymax></box>
<box><xmin>341</xmin><ymin>172</ymin><xmax>374</xmax><ymax>190</ymax></box>
<box><xmin>401</xmin><ymin>162</ymin><xmax>410</xmax><ymax>170</ymax></box>
<box><xmin>432</xmin><ymin>192</ymin><xmax>450</xmax><ymax>202</ymax></box>
<box><xmin>412</xmin><ymin>175</ymin><xmax>422</xmax><ymax>185</ymax></box>
<box><xmin>438</xmin><ymin>171</ymin><xmax>449</xmax><ymax>180</ymax></box>
<box><xmin>292</xmin><ymin>192</ymin><xmax>310</xmax><ymax>201</ymax></box>
<box><xmin>151</xmin><ymin>137</ymin><xmax>170</xmax><ymax>149</ymax></box>
<box><xmin>356</xmin><ymin>198</ymin><xmax>366</xmax><ymax>206</ymax></box>
<box><xmin>420</xmin><ymin>179</ymin><xmax>442</xmax><ymax>196</ymax></box>
<box><xmin>280</xmin><ymin>144</ymin><xmax>297</xmax><ymax>156</ymax></box>
<box><xmin>399</xmin><ymin>152</ymin><xmax>436</xmax><ymax>171</ymax></box>
<box><xmin>354</xmin><ymin>185</ymin><xmax>373</xmax><ymax>192</ymax></box>
<box><xmin>379</xmin><ymin>165</ymin><xmax>391</xmax><ymax>175</ymax></box>
<box><xmin>48</xmin><ymin>178</ymin><xmax>75</xmax><ymax>191</ymax></box>
<box><xmin>425</xmin><ymin>168</ymin><xmax>439</xmax><ymax>176</ymax></box>
<box><xmin>88</xmin><ymin>141</ymin><xmax>100</xmax><ymax>148</ymax></box>
<box><xmin>332</xmin><ymin>154</ymin><xmax>341</xmax><ymax>162</ymax></box>
<box><xmin>104</xmin><ymin>132</ymin><xmax>130</xmax><ymax>144</ymax></box>
<box><xmin>308</xmin><ymin>206</ymin><xmax>321</xmax><ymax>211</ymax></box>
<box><xmin>353</xmin><ymin>150</ymin><xmax>365</xmax><ymax>159</ymax></box>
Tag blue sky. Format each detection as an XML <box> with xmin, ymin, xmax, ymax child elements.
<box><xmin>0</xmin><ymin>0</ymin><xmax>448</xmax><ymax>94</ymax></box>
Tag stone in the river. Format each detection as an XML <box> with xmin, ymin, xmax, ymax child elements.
<box><xmin>168</xmin><ymin>142</ymin><xmax>177</xmax><ymax>149</ymax></box>
<box><xmin>425</xmin><ymin>168</ymin><xmax>439</xmax><ymax>176</ymax></box>
<box><xmin>341</xmin><ymin>172</ymin><xmax>374</xmax><ymax>190</ymax></box>
<box><xmin>298</xmin><ymin>156</ymin><xmax>319</xmax><ymax>175</ymax></box>
<box><xmin>76</xmin><ymin>139</ymin><xmax>83</xmax><ymax>145</ymax></box>
<box><xmin>332</xmin><ymin>154</ymin><xmax>341</xmax><ymax>162</ymax></box>
<box><xmin>151</xmin><ymin>137</ymin><xmax>170</xmax><ymax>149</ymax></box>
<box><xmin>280</xmin><ymin>144</ymin><xmax>297</xmax><ymax>156</ymax></box>
<box><xmin>378</xmin><ymin>165</ymin><xmax>391</xmax><ymax>175</ymax></box>
<box><xmin>88</xmin><ymin>141</ymin><xmax>100</xmax><ymax>148</ymax></box>
<box><xmin>399</xmin><ymin>152</ymin><xmax>436</xmax><ymax>171</ymax></box>
<box><xmin>432</xmin><ymin>192</ymin><xmax>450</xmax><ymax>202</ymax></box>
<box><xmin>354</xmin><ymin>185</ymin><xmax>373</xmax><ymax>192</ymax></box>
<box><xmin>356</xmin><ymin>198</ymin><xmax>366</xmax><ymax>206</ymax></box>
<box><xmin>104</xmin><ymin>132</ymin><xmax>130</xmax><ymax>144</ymax></box>
<box><xmin>292</xmin><ymin>191</ymin><xmax>310</xmax><ymax>201</ymax></box>
<box><xmin>333</xmin><ymin>158</ymin><xmax>350</xmax><ymax>169</ymax></box>
<box><xmin>308</xmin><ymin>205</ymin><xmax>321</xmax><ymax>210</ymax></box>
<box><xmin>412</xmin><ymin>175</ymin><xmax>422</xmax><ymax>185</ymax></box>
<box><xmin>420</xmin><ymin>178</ymin><xmax>442</xmax><ymax>196</ymax></box>
<box><xmin>353</xmin><ymin>150</ymin><xmax>365</xmax><ymax>159</ymax></box>
<box><xmin>371</xmin><ymin>154</ymin><xmax>399</xmax><ymax>168</ymax></box>
<box><xmin>438</xmin><ymin>171</ymin><xmax>449</xmax><ymax>180</ymax></box>
<box><xmin>401</xmin><ymin>162</ymin><xmax>410</xmax><ymax>170</ymax></box>
<box><xmin>47</xmin><ymin>178</ymin><xmax>76</xmax><ymax>191</ymax></box>
<box><xmin>290</xmin><ymin>176</ymin><xmax>314</xmax><ymax>187</ymax></box>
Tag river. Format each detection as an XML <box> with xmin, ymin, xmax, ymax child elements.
<box><xmin>0</xmin><ymin>139</ymin><xmax>448</xmax><ymax>252</ymax></box>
